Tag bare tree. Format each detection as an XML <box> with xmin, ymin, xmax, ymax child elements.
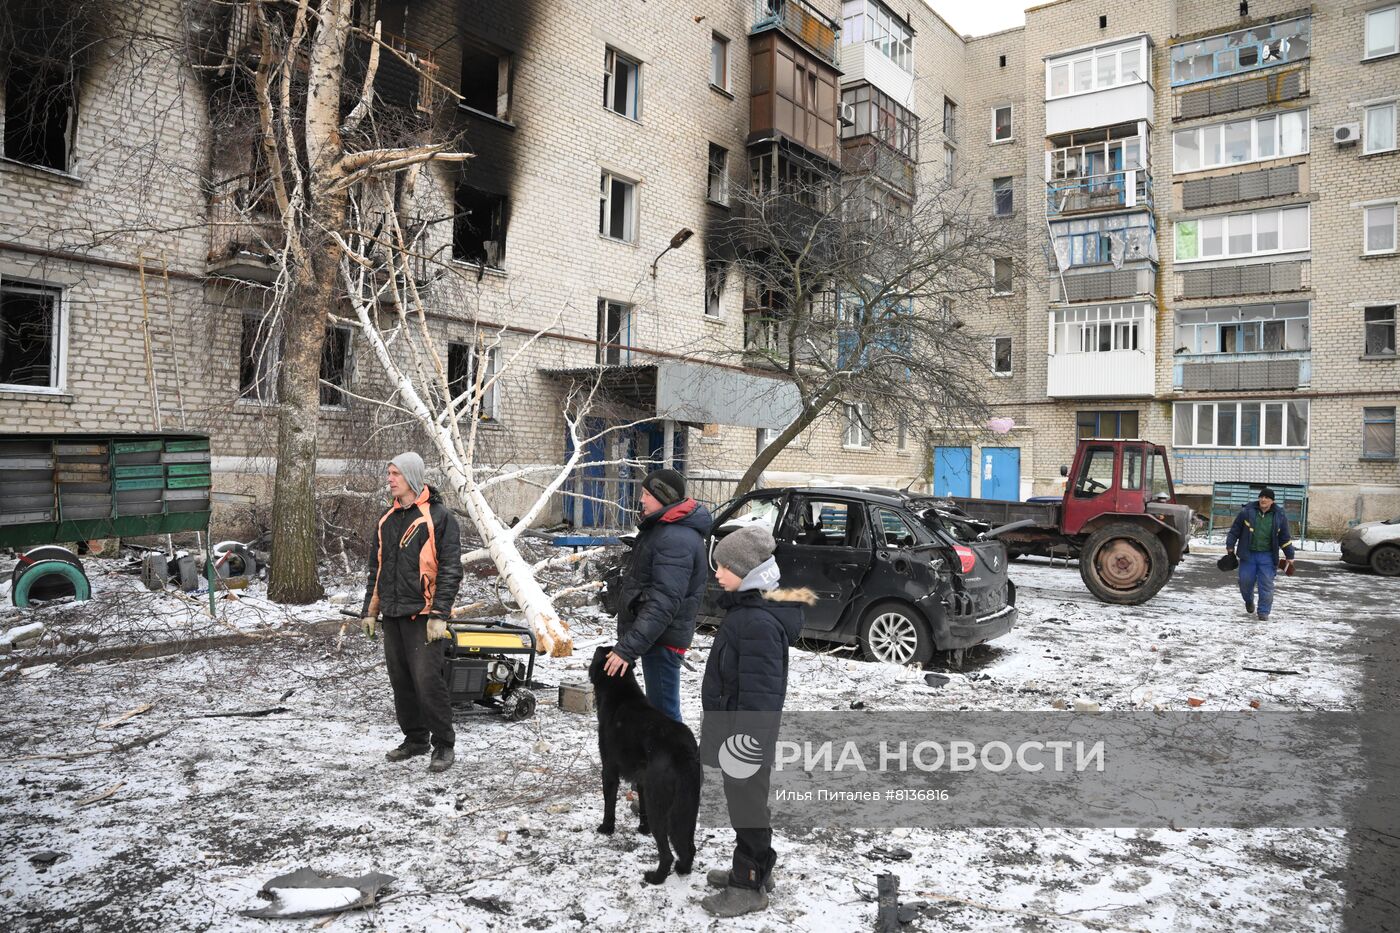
<box><xmin>192</xmin><ymin>0</ymin><xmax>470</xmax><ymax>602</ymax></box>
<box><xmin>710</xmin><ymin>147</ymin><xmax>1016</xmax><ymax>495</ymax></box>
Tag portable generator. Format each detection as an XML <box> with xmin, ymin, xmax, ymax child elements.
<box><xmin>443</xmin><ymin>620</ymin><xmax>538</xmax><ymax>721</ymax></box>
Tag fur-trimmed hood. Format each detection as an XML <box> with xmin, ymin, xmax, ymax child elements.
<box><xmin>762</xmin><ymin>587</ymin><xmax>817</xmax><ymax>606</ymax></box>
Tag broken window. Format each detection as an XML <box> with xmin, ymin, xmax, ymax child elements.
<box><xmin>238</xmin><ymin>310</ymin><xmax>277</xmax><ymax>402</ymax></box>
<box><xmin>1365</xmin><ymin>306</ymin><xmax>1397</xmax><ymax>356</ymax></box>
<box><xmin>454</xmin><ymin>185</ymin><xmax>507</xmax><ymax>267</ymax></box>
<box><xmin>597</xmin><ymin>299</ymin><xmax>632</xmax><ymax>365</ymax></box>
<box><xmin>604</xmin><ymin>47</ymin><xmax>640</xmax><ymax>119</ymax></box>
<box><xmin>3</xmin><ymin>56</ymin><xmax>77</xmax><ymax>171</ymax></box>
<box><xmin>710</xmin><ymin>32</ymin><xmax>729</xmax><ymax>90</ymax></box>
<box><xmin>707</xmin><ymin>143</ymin><xmax>728</xmax><ymax>204</ymax></box>
<box><xmin>993</xmin><ymin>336</ymin><xmax>1013</xmax><ymax>375</ymax></box>
<box><xmin>460</xmin><ymin>36</ymin><xmax>511</xmax><ymax>121</ymax></box>
<box><xmin>993</xmin><ymin>177</ymin><xmax>1013</xmax><ymax>216</ymax></box>
<box><xmin>599</xmin><ymin>172</ymin><xmax>637</xmax><ymax>242</ymax></box>
<box><xmin>704</xmin><ymin>259</ymin><xmax>725</xmax><ymax>318</ymax></box>
<box><xmin>320</xmin><ymin>325</ymin><xmax>352</xmax><ymax>407</ymax></box>
<box><xmin>0</xmin><ymin>280</ymin><xmax>62</xmax><ymax>389</ymax></box>
<box><xmin>446</xmin><ymin>341</ymin><xmax>498</xmax><ymax>420</ymax></box>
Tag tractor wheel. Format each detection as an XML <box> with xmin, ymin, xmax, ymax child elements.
<box><xmin>1370</xmin><ymin>544</ymin><xmax>1400</xmax><ymax>578</ymax></box>
<box><xmin>502</xmin><ymin>687</ymin><xmax>537</xmax><ymax>722</ymax></box>
<box><xmin>859</xmin><ymin>601</ymin><xmax>934</xmax><ymax>666</ymax></box>
<box><xmin>1079</xmin><ymin>523</ymin><xmax>1170</xmax><ymax>605</ymax></box>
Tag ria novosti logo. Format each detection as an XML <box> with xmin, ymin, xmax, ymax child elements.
<box><xmin>717</xmin><ymin>733</ymin><xmax>765</xmax><ymax>779</ymax></box>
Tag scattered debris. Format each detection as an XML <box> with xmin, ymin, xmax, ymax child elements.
<box><xmin>1243</xmin><ymin>666</ymin><xmax>1303</xmax><ymax>676</ymax></box>
<box><xmin>558</xmin><ymin>682</ymin><xmax>594</xmax><ymax>714</ymax></box>
<box><xmin>463</xmin><ymin>895</ymin><xmax>510</xmax><ymax>914</ymax></box>
<box><xmin>77</xmin><ymin>781</ymin><xmax>125</xmax><ymax>806</ymax></box>
<box><xmin>100</xmin><ymin>703</ymin><xmax>154</xmax><ymax>729</ymax></box>
<box><xmin>1072</xmin><ymin>700</ymin><xmax>1100</xmax><ymax>712</ymax></box>
<box><xmin>242</xmin><ymin>868</ymin><xmax>396</xmax><ymax>920</ymax></box>
<box><xmin>876</xmin><ymin>872</ymin><xmax>901</xmax><ymax>932</ymax></box>
<box><xmin>869</xmin><ymin>845</ymin><xmax>913</xmax><ymax>862</ymax></box>
<box><xmin>1</xmin><ymin>622</ymin><xmax>46</xmax><ymax>649</ymax></box>
<box><xmin>28</xmin><ymin>850</ymin><xmax>65</xmax><ymax>868</ymax></box>
<box><xmin>923</xmin><ymin>673</ymin><xmax>950</xmax><ymax>688</ymax></box>
<box><xmin>188</xmin><ymin>706</ymin><xmax>290</xmax><ymax>719</ymax></box>
<box><xmin>1187</xmin><ymin>697</ymin><xmax>1206</xmax><ymax>707</ymax></box>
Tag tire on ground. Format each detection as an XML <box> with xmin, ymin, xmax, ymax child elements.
<box><xmin>1078</xmin><ymin>522</ymin><xmax>1170</xmax><ymax>605</ymax></box>
<box><xmin>12</xmin><ymin>546</ymin><xmax>84</xmax><ymax>601</ymax></box>
<box><xmin>859</xmin><ymin>600</ymin><xmax>935</xmax><ymax>666</ymax></box>
<box><xmin>1370</xmin><ymin>544</ymin><xmax>1400</xmax><ymax>578</ymax></box>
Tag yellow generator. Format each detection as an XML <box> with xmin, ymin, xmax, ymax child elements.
<box><xmin>444</xmin><ymin>620</ymin><xmax>538</xmax><ymax>721</ymax></box>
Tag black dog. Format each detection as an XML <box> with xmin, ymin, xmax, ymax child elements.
<box><xmin>589</xmin><ymin>645</ymin><xmax>702</xmax><ymax>884</ymax></box>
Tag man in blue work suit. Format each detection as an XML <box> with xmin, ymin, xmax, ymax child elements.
<box><xmin>1224</xmin><ymin>486</ymin><xmax>1296</xmax><ymax>622</ymax></box>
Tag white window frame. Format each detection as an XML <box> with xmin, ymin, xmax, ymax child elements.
<box><xmin>1365</xmin><ymin>5</ymin><xmax>1400</xmax><ymax>60</ymax></box>
<box><xmin>1364</xmin><ymin>101</ymin><xmax>1398</xmax><ymax>154</ymax></box>
<box><xmin>1045</xmin><ymin>37</ymin><xmax>1148</xmax><ymax>101</ymax></box>
<box><xmin>1052</xmin><ymin>302</ymin><xmax>1150</xmax><ymax>355</ymax></box>
<box><xmin>843</xmin><ymin>402</ymin><xmax>871</xmax><ymax>449</ymax></box>
<box><xmin>599</xmin><ymin>171</ymin><xmax>638</xmax><ymax>243</ymax></box>
<box><xmin>991</xmin><ymin>105</ymin><xmax>1013</xmax><ymax>143</ymax></box>
<box><xmin>992</xmin><ymin>336</ymin><xmax>1013</xmax><ymax>376</ymax></box>
<box><xmin>604</xmin><ymin>46</ymin><xmax>641</xmax><ymax>120</ymax></box>
<box><xmin>1174</xmin><ymin>205</ymin><xmax>1310</xmax><ymax>263</ymax></box>
<box><xmin>597</xmin><ymin>298</ymin><xmax>634</xmax><ymax>365</ymax></box>
<box><xmin>1172</xmin><ymin>400</ymin><xmax>1310</xmax><ymax>449</ymax></box>
<box><xmin>992</xmin><ymin>257</ymin><xmax>1013</xmax><ymax>294</ymax></box>
<box><xmin>0</xmin><ymin>277</ymin><xmax>67</xmax><ymax>395</ymax></box>
<box><xmin>706</xmin><ymin>143</ymin><xmax>729</xmax><ymax>205</ymax></box>
<box><xmin>711</xmin><ymin>32</ymin><xmax>730</xmax><ymax>91</ymax></box>
<box><xmin>1172</xmin><ymin>109</ymin><xmax>1309</xmax><ymax>173</ymax></box>
<box><xmin>943</xmin><ymin>144</ymin><xmax>955</xmax><ymax>184</ymax></box>
<box><xmin>1364</xmin><ymin>202</ymin><xmax>1398</xmax><ymax>255</ymax></box>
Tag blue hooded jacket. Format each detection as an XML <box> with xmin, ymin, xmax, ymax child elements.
<box><xmin>614</xmin><ymin>498</ymin><xmax>714</xmax><ymax>661</ymax></box>
<box><xmin>1225</xmin><ymin>501</ymin><xmax>1296</xmax><ymax>561</ymax></box>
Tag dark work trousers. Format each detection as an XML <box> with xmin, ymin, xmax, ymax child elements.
<box><xmin>381</xmin><ymin>614</ymin><xmax>455</xmax><ymax>749</ymax></box>
<box><xmin>723</xmin><ymin>765</ymin><xmax>776</xmax><ymax>889</ymax></box>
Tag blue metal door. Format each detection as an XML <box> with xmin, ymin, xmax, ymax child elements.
<box><xmin>933</xmin><ymin>447</ymin><xmax>972</xmax><ymax>498</ymax></box>
<box><xmin>982</xmin><ymin>447</ymin><xmax>1021</xmax><ymax>502</ymax></box>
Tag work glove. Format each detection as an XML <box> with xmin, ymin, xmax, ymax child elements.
<box><xmin>361</xmin><ymin>616</ymin><xmax>377</xmax><ymax>640</ymax></box>
<box><xmin>425</xmin><ymin>616</ymin><xmax>450</xmax><ymax>641</ymax></box>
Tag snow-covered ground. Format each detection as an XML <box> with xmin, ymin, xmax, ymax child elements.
<box><xmin>0</xmin><ymin>552</ymin><xmax>1378</xmax><ymax>931</ymax></box>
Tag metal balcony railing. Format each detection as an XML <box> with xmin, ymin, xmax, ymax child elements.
<box><xmin>1174</xmin><ymin>259</ymin><xmax>1311</xmax><ymax>301</ymax></box>
<box><xmin>752</xmin><ymin>0</ymin><xmax>840</xmax><ymax>67</ymax></box>
<box><xmin>207</xmin><ymin>177</ymin><xmax>281</xmax><ymax>272</ymax></box>
<box><xmin>1047</xmin><ymin>171</ymin><xmax>1153</xmax><ymax>216</ymax></box>
<box><xmin>1173</xmin><ymin>350</ymin><xmax>1310</xmax><ymax>391</ymax></box>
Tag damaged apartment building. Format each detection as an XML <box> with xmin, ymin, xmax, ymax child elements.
<box><xmin>1</xmin><ymin>0</ymin><xmax>1397</xmax><ymax>532</ymax></box>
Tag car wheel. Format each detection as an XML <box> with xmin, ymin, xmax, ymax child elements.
<box><xmin>859</xmin><ymin>601</ymin><xmax>934</xmax><ymax>666</ymax></box>
<box><xmin>1079</xmin><ymin>522</ymin><xmax>1170</xmax><ymax>605</ymax></box>
<box><xmin>1370</xmin><ymin>544</ymin><xmax>1400</xmax><ymax>578</ymax></box>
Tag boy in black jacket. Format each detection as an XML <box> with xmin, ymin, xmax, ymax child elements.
<box><xmin>699</xmin><ymin>524</ymin><xmax>814</xmax><ymax>918</ymax></box>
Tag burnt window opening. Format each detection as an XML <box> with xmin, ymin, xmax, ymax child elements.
<box><xmin>3</xmin><ymin>57</ymin><xmax>77</xmax><ymax>171</ymax></box>
<box><xmin>238</xmin><ymin>310</ymin><xmax>277</xmax><ymax>402</ymax></box>
<box><xmin>453</xmin><ymin>185</ymin><xmax>507</xmax><ymax>267</ymax></box>
<box><xmin>460</xmin><ymin>36</ymin><xmax>511</xmax><ymax>121</ymax></box>
<box><xmin>1098</xmin><ymin>15</ymin><xmax>1107</xmax><ymax>29</ymax></box>
<box><xmin>597</xmin><ymin>299</ymin><xmax>633</xmax><ymax>365</ymax></box>
<box><xmin>320</xmin><ymin>325</ymin><xmax>352</xmax><ymax>407</ymax></box>
<box><xmin>446</xmin><ymin>341</ymin><xmax>498</xmax><ymax>419</ymax></box>
<box><xmin>707</xmin><ymin>143</ymin><xmax>729</xmax><ymax>204</ymax></box>
<box><xmin>704</xmin><ymin>259</ymin><xmax>726</xmax><ymax>318</ymax></box>
<box><xmin>0</xmin><ymin>280</ymin><xmax>62</xmax><ymax>389</ymax></box>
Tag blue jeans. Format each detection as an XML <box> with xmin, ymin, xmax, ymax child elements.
<box><xmin>640</xmin><ymin>645</ymin><xmax>684</xmax><ymax>722</ymax></box>
<box><xmin>1238</xmin><ymin>550</ymin><xmax>1277</xmax><ymax>615</ymax></box>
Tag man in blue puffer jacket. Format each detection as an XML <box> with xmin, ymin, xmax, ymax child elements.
<box><xmin>1224</xmin><ymin>486</ymin><xmax>1296</xmax><ymax>622</ymax></box>
<box><xmin>698</xmin><ymin>523</ymin><xmax>814</xmax><ymax>918</ymax></box>
<box><xmin>602</xmin><ymin>469</ymin><xmax>713</xmax><ymax>722</ymax></box>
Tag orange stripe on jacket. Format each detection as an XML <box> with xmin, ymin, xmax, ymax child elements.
<box><xmin>371</xmin><ymin>485</ymin><xmax>440</xmax><ymax>618</ymax></box>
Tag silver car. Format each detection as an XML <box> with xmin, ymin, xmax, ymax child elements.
<box><xmin>1340</xmin><ymin>517</ymin><xmax>1400</xmax><ymax>576</ymax></box>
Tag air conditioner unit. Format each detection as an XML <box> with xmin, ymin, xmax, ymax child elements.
<box><xmin>1333</xmin><ymin>123</ymin><xmax>1361</xmax><ymax>146</ymax></box>
<box><xmin>839</xmin><ymin>101</ymin><xmax>857</xmax><ymax>128</ymax></box>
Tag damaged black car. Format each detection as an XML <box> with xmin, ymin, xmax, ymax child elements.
<box><xmin>697</xmin><ymin>487</ymin><xmax>1018</xmax><ymax>665</ymax></box>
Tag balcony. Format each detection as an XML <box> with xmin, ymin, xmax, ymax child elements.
<box><xmin>207</xmin><ymin>178</ymin><xmax>280</xmax><ymax>281</ymax></box>
<box><xmin>1174</xmin><ymin>67</ymin><xmax>1307</xmax><ymax>122</ymax></box>
<box><xmin>1172</xmin><ymin>451</ymin><xmax>1308</xmax><ymax>487</ymax></box>
<box><xmin>1169</xmin><ymin>16</ymin><xmax>1310</xmax><ymax>87</ymax></box>
<box><xmin>1047</xmin><ymin>349</ymin><xmax>1154</xmax><ymax>398</ymax></box>
<box><xmin>752</xmin><ymin>0</ymin><xmax>840</xmax><ymax>68</ymax></box>
<box><xmin>1173</xmin><ymin>350</ymin><xmax>1310</xmax><ymax>391</ymax></box>
<box><xmin>1050</xmin><ymin>267</ymin><xmax>1156</xmax><ymax>303</ymax></box>
<box><xmin>1178</xmin><ymin>163</ymin><xmax>1302</xmax><ymax>211</ymax></box>
<box><xmin>1044</xmin><ymin>37</ymin><xmax>1152</xmax><ymax>136</ymax></box>
<box><xmin>344</xmin><ymin>30</ymin><xmax>442</xmax><ymax>116</ymax></box>
<box><xmin>1047</xmin><ymin>171</ymin><xmax>1153</xmax><ymax>217</ymax></box>
<box><xmin>1174</xmin><ymin>259</ymin><xmax>1310</xmax><ymax>301</ymax></box>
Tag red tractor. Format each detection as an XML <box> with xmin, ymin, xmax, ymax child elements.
<box><xmin>939</xmin><ymin>439</ymin><xmax>1192</xmax><ymax>605</ymax></box>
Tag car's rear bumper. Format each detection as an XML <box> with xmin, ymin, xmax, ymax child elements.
<box><xmin>942</xmin><ymin>604</ymin><xmax>1017</xmax><ymax>650</ymax></box>
<box><xmin>1340</xmin><ymin>537</ymin><xmax>1370</xmax><ymax>566</ymax></box>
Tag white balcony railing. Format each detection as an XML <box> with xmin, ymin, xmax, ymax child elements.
<box><xmin>1047</xmin><ymin>349</ymin><xmax>1155</xmax><ymax>398</ymax></box>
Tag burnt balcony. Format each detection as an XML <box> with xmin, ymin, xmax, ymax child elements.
<box><xmin>751</xmin><ymin>0</ymin><xmax>840</xmax><ymax>67</ymax></box>
<box><xmin>344</xmin><ymin>30</ymin><xmax>442</xmax><ymax>116</ymax></box>
<box><xmin>207</xmin><ymin>177</ymin><xmax>280</xmax><ymax>281</ymax></box>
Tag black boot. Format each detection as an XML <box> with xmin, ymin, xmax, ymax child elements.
<box><xmin>428</xmin><ymin>745</ymin><xmax>455</xmax><ymax>773</ymax></box>
<box><xmin>385</xmin><ymin>740</ymin><xmax>431</xmax><ymax>762</ymax></box>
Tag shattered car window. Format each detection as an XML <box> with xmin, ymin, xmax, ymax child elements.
<box><xmin>719</xmin><ymin>495</ymin><xmax>784</xmax><ymax>533</ymax></box>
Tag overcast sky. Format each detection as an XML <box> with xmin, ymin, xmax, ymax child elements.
<box><xmin>921</xmin><ymin>0</ymin><xmax>1041</xmax><ymax>37</ymax></box>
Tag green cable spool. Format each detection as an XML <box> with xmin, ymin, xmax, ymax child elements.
<box><xmin>13</xmin><ymin>559</ymin><xmax>92</xmax><ymax>607</ymax></box>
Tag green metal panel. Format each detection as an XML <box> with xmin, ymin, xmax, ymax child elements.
<box><xmin>113</xmin><ymin>440</ymin><xmax>164</xmax><ymax>454</ymax></box>
<box><xmin>166</xmin><ymin>463</ymin><xmax>212</xmax><ymax>477</ymax></box>
<box><xmin>164</xmin><ymin>438</ymin><xmax>211</xmax><ymax>452</ymax></box>
<box><xmin>115</xmin><ymin>477</ymin><xmax>166</xmax><ymax>491</ymax></box>
<box><xmin>166</xmin><ymin>474</ymin><xmax>212</xmax><ymax>489</ymax></box>
<box><xmin>115</xmin><ymin>464</ymin><xmax>165</xmax><ymax>478</ymax></box>
<box><xmin>0</xmin><ymin>511</ymin><xmax>211</xmax><ymax>549</ymax></box>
